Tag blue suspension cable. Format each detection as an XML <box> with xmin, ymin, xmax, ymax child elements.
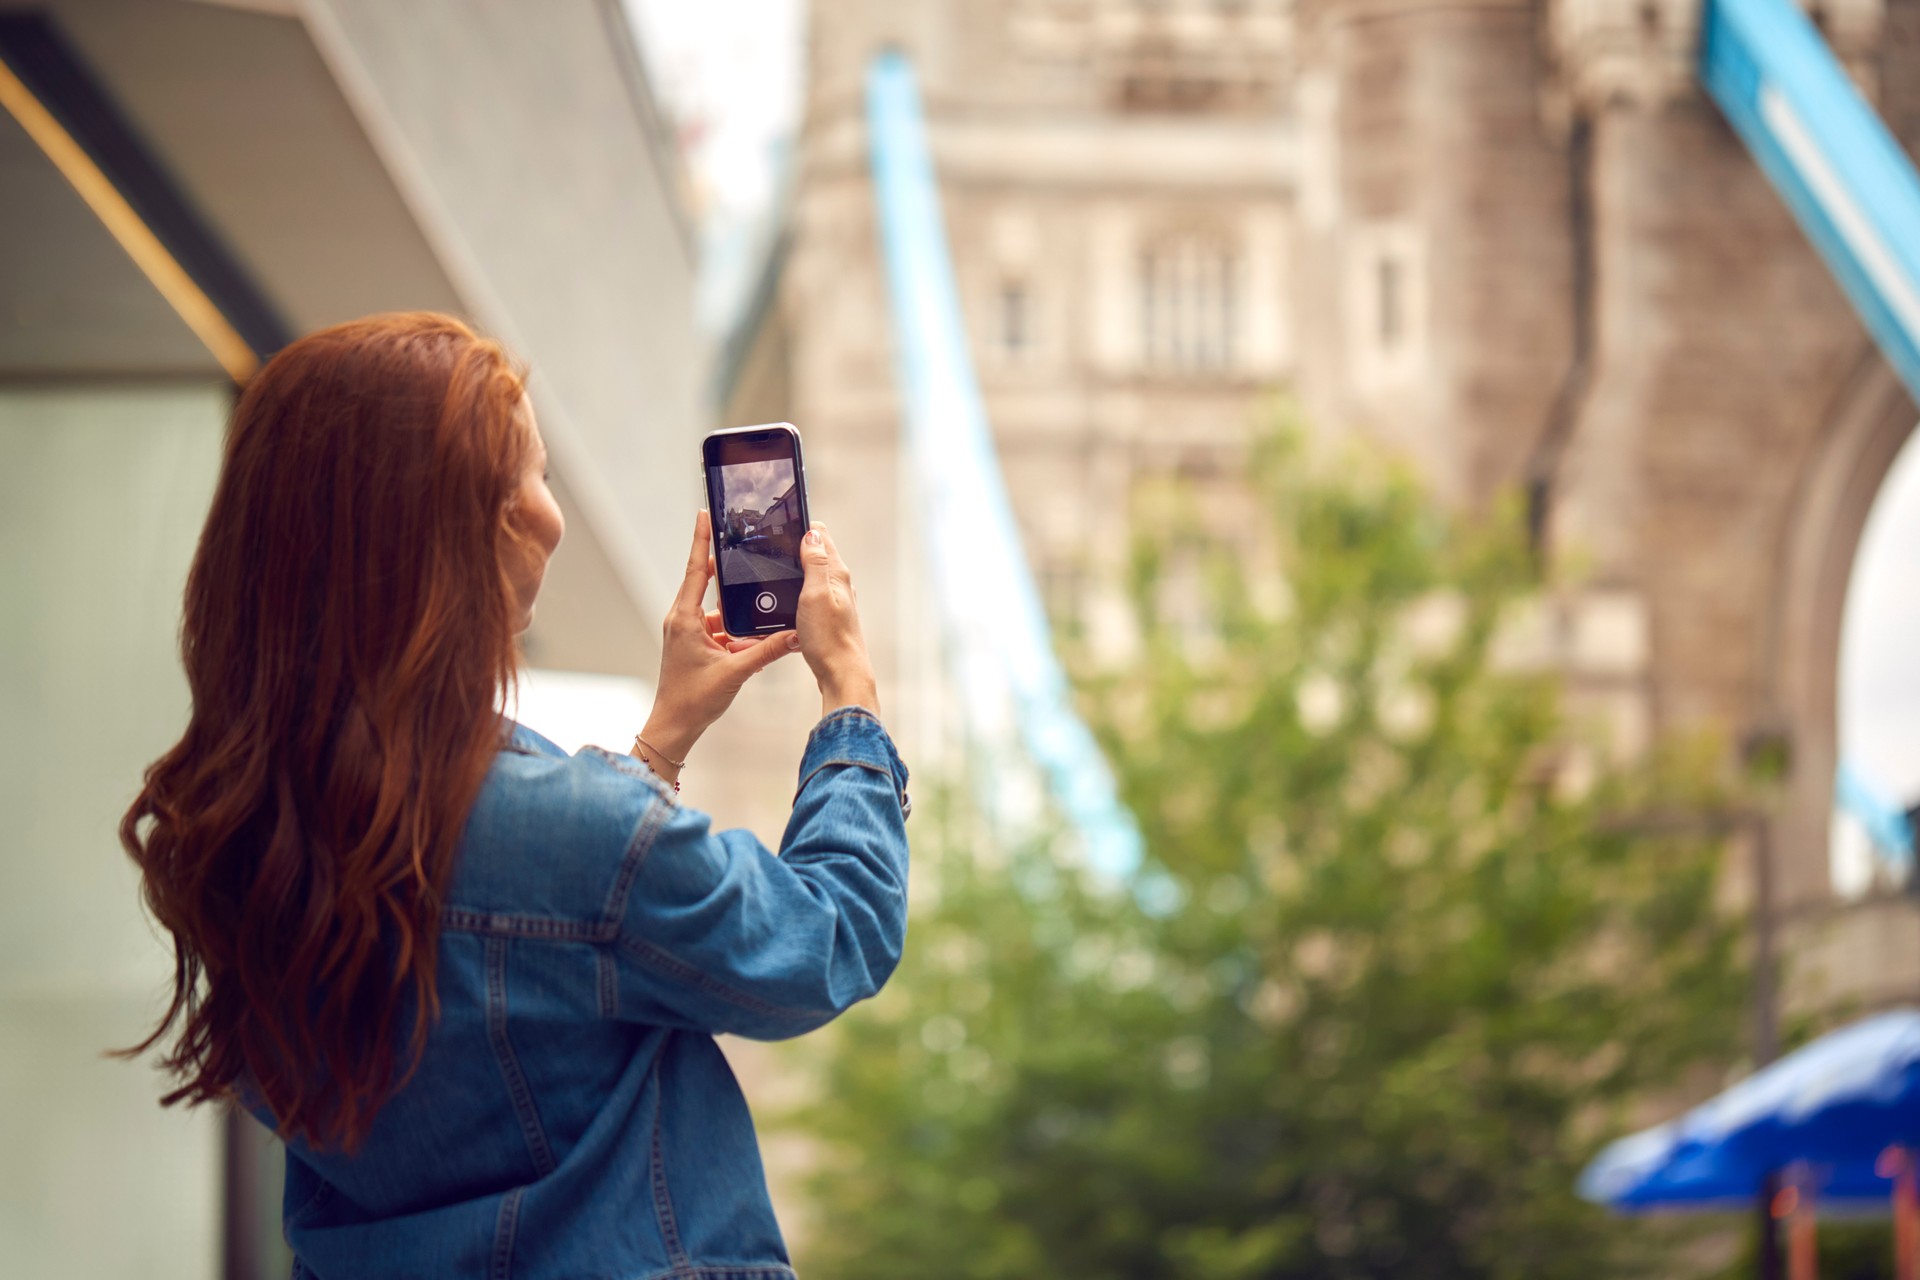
<box><xmin>865</xmin><ymin>49</ymin><xmax>1143</xmax><ymax>877</ymax></box>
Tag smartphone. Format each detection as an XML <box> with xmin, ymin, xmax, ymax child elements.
<box><xmin>702</xmin><ymin>423</ymin><xmax>811</xmax><ymax>636</ymax></box>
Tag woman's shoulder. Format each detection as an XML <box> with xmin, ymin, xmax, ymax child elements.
<box><xmin>488</xmin><ymin>721</ymin><xmax>678</xmax><ymax>807</ymax></box>
<box><xmin>446</xmin><ymin>722</ymin><xmax>681</xmax><ymax>923</ymax></box>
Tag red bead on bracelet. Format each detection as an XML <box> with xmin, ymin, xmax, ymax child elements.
<box><xmin>632</xmin><ymin>733</ymin><xmax>683</xmax><ymax>793</ymax></box>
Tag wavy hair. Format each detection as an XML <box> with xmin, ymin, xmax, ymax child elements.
<box><xmin>120</xmin><ymin>312</ymin><xmax>533</xmax><ymax>1150</ymax></box>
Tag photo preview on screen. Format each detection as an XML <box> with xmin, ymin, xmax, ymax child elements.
<box><xmin>716</xmin><ymin>456</ymin><xmax>804</xmax><ymax>585</ymax></box>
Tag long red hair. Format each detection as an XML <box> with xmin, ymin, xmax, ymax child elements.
<box><xmin>120</xmin><ymin>312</ymin><xmax>534</xmax><ymax>1150</ymax></box>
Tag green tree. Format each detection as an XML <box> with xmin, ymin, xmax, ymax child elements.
<box><xmin>785</xmin><ymin>423</ymin><xmax>1746</xmax><ymax>1279</ymax></box>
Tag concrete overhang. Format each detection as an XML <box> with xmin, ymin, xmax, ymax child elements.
<box><xmin>0</xmin><ymin>0</ymin><xmax>705</xmax><ymax>678</ymax></box>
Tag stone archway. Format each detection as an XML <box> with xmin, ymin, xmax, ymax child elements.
<box><xmin>1761</xmin><ymin>350</ymin><xmax>1917</xmax><ymax>1007</ymax></box>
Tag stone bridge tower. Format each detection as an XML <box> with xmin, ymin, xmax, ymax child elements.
<box><xmin>1291</xmin><ymin>0</ymin><xmax>1920</xmax><ymax>1014</ymax></box>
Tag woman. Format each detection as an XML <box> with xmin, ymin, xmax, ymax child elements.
<box><xmin>120</xmin><ymin>312</ymin><xmax>910</xmax><ymax>1278</ymax></box>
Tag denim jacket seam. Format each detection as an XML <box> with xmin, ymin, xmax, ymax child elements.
<box><xmin>485</xmin><ymin>936</ymin><xmax>558</xmax><ymax>1179</ymax></box>
<box><xmin>794</xmin><ymin>754</ymin><xmax>897</xmax><ymax>797</ymax></box>
<box><xmin>596</xmin><ymin>948</ymin><xmax>620</xmax><ymax>1018</ymax></box>
<box><xmin>601</xmin><ymin>786</ymin><xmax>677</xmax><ymax>930</ymax></box>
<box><xmin>614</xmin><ymin>932</ymin><xmax>831</xmax><ymax>1025</ymax></box>
<box><xmin>442</xmin><ymin>907</ymin><xmax>609</xmax><ymax>942</ymax></box>
<box><xmin>648</xmin><ymin>1054</ymin><xmax>692</xmax><ymax>1269</ymax></box>
<box><xmin>490</xmin><ymin>1185</ymin><xmax>525</xmax><ymax>1280</ymax></box>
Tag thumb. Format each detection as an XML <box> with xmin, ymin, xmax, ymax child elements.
<box><xmin>729</xmin><ymin>630</ymin><xmax>800</xmax><ymax>678</ymax></box>
<box><xmin>674</xmin><ymin>510</ymin><xmax>714</xmax><ymax>616</ymax></box>
<box><xmin>801</xmin><ymin>524</ymin><xmax>829</xmax><ymax>579</ymax></box>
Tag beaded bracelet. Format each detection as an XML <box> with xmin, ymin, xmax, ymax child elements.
<box><xmin>632</xmin><ymin>733</ymin><xmax>684</xmax><ymax>793</ymax></box>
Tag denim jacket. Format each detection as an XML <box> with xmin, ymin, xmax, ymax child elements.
<box><xmin>263</xmin><ymin>707</ymin><xmax>911</xmax><ymax>1279</ymax></box>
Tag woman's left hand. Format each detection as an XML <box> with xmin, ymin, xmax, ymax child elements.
<box><xmin>636</xmin><ymin>512</ymin><xmax>799</xmax><ymax>779</ymax></box>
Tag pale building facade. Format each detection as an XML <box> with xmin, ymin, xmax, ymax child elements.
<box><xmin>724</xmin><ymin>0</ymin><xmax>1299</xmax><ymax>791</ymax></box>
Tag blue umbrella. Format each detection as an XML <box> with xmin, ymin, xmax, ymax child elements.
<box><xmin>1581</xmin><ymin>1010</ymin><xmax>1920</xmax><ymax>1212</ymax></box>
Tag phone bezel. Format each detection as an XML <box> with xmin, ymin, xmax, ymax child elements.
<box><xmin>702</xmin><ymin>423</ymin><xmax>809</xmax><ymax>638</ymax></box>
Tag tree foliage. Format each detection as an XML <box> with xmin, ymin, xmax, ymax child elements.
<box><xmin>784</xmin><ymin>423</ymin><xmax>1746</xmax><ymax>1279</ymax></box>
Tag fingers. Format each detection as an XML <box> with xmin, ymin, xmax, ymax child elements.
<box><xmin>706</xmin><ymin>607</ymin><xmax>777</xmax><ymax>652</ymax></box>
<box><xmin>728</xmin><ymin>630</ymin><xmax>799</xmax><ymax>675</ymax></box>
<box><xmin>674</xmin><ymin>511</ymin><xmax>714</xmax><ymax>615</ymax></box>
<box><xmin>801</xmin><ymin>521</ymin><xmax>831</xmax><ymax>576</ymax></box>
<box><xmin>819</xmin><ymin>524</ymin><xmax>849</xmax><ymax>580</ymax></box>
<box><xmin>802</xmin><ymin>521</ymin><xmax>850</xmax><ymax>584</ymax></box>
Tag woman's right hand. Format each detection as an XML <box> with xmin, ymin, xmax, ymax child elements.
<box><xmin>635</xmin><ymin>511</ymin><xmax>798</xmax><ymax>783</ymax></box>
<box><xmin>797</xmin><ymin>523</ymin><xmax>880</xmax><ymax>718</ymax></box>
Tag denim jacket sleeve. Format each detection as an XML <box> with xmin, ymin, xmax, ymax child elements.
<box><xmin>608</xmin><ymin>707</ymin><xmax>910</xmax><ymax>1040</ymax></box>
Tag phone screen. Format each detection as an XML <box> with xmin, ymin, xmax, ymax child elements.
<box><xmin>703</xmin><ymin>424</ymin><xmax>809</xmax><ymax>636</ymax></box>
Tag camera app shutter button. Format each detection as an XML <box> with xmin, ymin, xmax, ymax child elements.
<box><xmin>754</xmin><ymin>591</ymin><xmax>778</xmax><ymax>613</ymax></box>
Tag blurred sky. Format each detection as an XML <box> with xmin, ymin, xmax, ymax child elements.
<box><xmin>622</xmin><ymin>0</ymin><xmax>805</xmax><ymax>332</ymax></box>
<box><xmin>718</xmin><ymin>458</ymin><xmax>797</xmax><ymax>514</ymax></box>
<box><xmin>1841</xmin><ymin>436</ymin><xmax>1920</xmax><ymax>805</ymax></box>
<box><xmin>622</xmin><ymin>1</ymin><xmax>1918</xmax><ymax>825</ymax></box>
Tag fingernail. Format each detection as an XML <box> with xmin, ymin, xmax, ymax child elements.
<box><xmin>806</xmin><ymin>530</ymin><xmax>821</xmax><ymax>545</ymax></box>
<box><xmin>787</xmin><ymin>633</ymin><xmax>802</xmax><ymax>650</ymax></box>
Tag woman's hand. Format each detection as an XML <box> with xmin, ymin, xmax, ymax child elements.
<box><xmin>797</xmin><ymin>523</ymin><xmax>880</xmax><ymax>718</ymax></box>
<box><xmin>637</xmin><ymin>511</ymin><xmax>798</xmax><ymax>780</ymax></box>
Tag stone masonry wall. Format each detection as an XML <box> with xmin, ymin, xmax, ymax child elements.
<box><xmin>1294</xmin><ymin>0</ymin><xmax>1576</xmax><ymax>507</ymax></box>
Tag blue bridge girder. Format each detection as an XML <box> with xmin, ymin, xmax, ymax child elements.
<box><xmin>864</xmin><ymin>50</ymin><xmax>1144</xmax><ymax>877</ymax></box>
